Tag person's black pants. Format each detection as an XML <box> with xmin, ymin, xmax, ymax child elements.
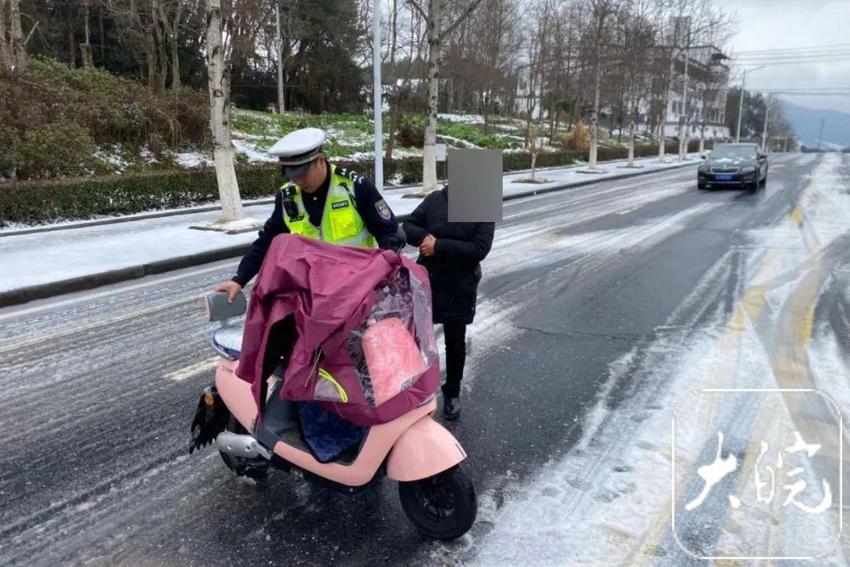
<box><xmin>441</xmin><ymin>323</ymin><xmax>467</xmax><ymax>399</ymax></box>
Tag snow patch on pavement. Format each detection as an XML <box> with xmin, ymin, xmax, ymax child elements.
<box><xmin>459</xmin><ymin>153</ymin><xmax>850</xmax><ymax>565</ymax></box>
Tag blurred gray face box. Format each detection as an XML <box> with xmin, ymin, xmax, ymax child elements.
<box><xmin>447</xmin><ymin>149</ymin><xmax>503</xmax><ymax>222</ymax></box>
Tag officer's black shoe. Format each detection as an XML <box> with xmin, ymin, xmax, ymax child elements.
<box><xmin>443</xmin><ymin>396</ymin><xmax>461</xmax><ymax>421</ymax></box>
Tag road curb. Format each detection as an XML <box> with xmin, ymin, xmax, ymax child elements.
<box><xmin>0</xmin><ymin>160</ymin><xmax>698</xmax><ymax>308</ymax></box>
<box><xmin>499</xmin><ymin>159</ymin><xmax>696</xmax><ymax>203</ymax></box>
<box><xmin>0</xmin><ymin>243</ymin><xmax>252</xmax><ymax>308</ymax></box>
<box><xmin>0</xmin><ymin>157</ymin><xmax>700</xmax><ymax>238</ymax></box>
<box><xmin>0</xmin><ymin>198</ymin><xmax>277</xmax><ymax>238</ymax></box>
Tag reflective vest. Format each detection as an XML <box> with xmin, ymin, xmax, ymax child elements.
<box><xmin>281</xmin><ymin>165</ymin><xmax>377</xmax><ymax>248</ymax></box>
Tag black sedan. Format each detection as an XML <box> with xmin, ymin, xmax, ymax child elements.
<box><xmin>698</xmin><ymin>143</ymin><xmax>768</xmax><ymax>190</ymax></box>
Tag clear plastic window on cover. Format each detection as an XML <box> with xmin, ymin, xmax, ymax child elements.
<box><xmin>345</xmin><ymin>268</ymin><xmax>438</xmax><ymax>407</ymax></box>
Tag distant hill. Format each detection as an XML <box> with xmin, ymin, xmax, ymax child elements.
<box><xmin>781</xmin><ymin>101</ymin><xmax>850</xmax><ymax>150</ymax></box>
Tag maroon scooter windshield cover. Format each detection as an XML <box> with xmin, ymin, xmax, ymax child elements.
<box><xmin>237</xmin><ymin>234</ymin><xmax>440</xmax><ymax>426</ymax></box>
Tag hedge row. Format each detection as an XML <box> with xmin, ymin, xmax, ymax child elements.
<box><xmin>0</xmin><ymin>140</ymin><xmax>710</xmax><ymax>226</ymax></box>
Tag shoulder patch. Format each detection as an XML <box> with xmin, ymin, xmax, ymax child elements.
<box><xmin>338</xmin><ymin>167</ymin><xmax>357</xmax><ymax>180</ymax></box>
<box><xmin>375</xmin><ymin>199</ymin><xmax>392</xmax><ymax>221</ymax></box>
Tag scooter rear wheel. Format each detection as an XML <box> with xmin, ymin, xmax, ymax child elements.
<box><xmin>219</xmin><ymin>416</ymin><xmax>269</xmax><ymax>481</ymax></box>
<box><xmin>399</xmin><ymin>465</ymin><xmax>477</xmax><ymax>540</ymax></box>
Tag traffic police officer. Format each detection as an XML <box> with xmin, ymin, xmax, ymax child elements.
<box><xmin>215</xmin><ymin>127</ymin><xmax>404</xmax><ymax>300</ymax></box>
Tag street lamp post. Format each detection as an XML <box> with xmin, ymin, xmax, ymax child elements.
<box><xmin>372</xmin><ymin>0</ymin><xmax>383</xmax><ymax>190</ymax></box>
<box><xmin>762</xmin><ymin>94</ymin><xmax>770</xmax><ymax>153</ymax></box>
<box><xmin>736</xmin><ymin>65</ymin><xmax>765</xmax><ymax>143</ymax></box>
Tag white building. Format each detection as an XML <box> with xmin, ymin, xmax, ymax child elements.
<box><xmin>643</xmin><ymin>45</ymin><xmax>731</xmax><ymax>140</ymax></box>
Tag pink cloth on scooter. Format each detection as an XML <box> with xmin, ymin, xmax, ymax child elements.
<box><xmin>237</xmin><ymin>234</ymin><xmax>439</xmax><ymax>427</ymax></box>
<box><xmin>362</xmin><ymin>317</ymin><xmax>427</xmax><ymax>407</ymax></box>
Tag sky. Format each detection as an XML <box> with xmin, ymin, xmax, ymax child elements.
<box><xmin>714</xmin><ymin>0</ymin><xmax>850</xmax><ymax>114</ymax></box>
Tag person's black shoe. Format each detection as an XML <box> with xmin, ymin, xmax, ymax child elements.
<box><xmin>443</xmin><ymin>396</ymin><xmax>461</xmax><ymax>421</ymax></box>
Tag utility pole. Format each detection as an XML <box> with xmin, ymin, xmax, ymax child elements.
<box><xmin>817</xmin><ymin>117</ymin><xmax>825</xmax><ymax>151</ymax></box>
<box><xmin>761</xmin><ymin>94</ymin><xmax>769</xmax><ymax>153</ymax></box>
<box><xmin>372</xmin><ymin>0</ymin><xmax>383</xmax><ymax>190</ymax></box>
<box><xmin>275</xmin><ymin>1</ymin><xmax>285</xmax><ymax>114</ymax></box>
<box><xmin>735</xmin><ymin>71</ymin><xmax>746</xmax><ymax>144</ymax></box>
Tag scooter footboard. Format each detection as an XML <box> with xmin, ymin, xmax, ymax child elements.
<box><xmin>385</xmin><ymin>417</ymin><xmax>468</xmax><ymax>482</ymax></box>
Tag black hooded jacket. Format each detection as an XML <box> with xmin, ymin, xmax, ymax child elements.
<box><xmin>402</xmin><ymin>187</ymin><xmax>495</xmax><ymax>324</ymax></box>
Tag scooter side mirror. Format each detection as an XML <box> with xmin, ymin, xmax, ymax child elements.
<box><xmin>205</xmin><ymin>291</ymin><xmax>248</xmax><ymax>324</ymax></box>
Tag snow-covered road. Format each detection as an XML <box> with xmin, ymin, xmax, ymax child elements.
<box><xmin>2</xmin><ymin>154</ymin><xmax>846</xmax><ymax>566</ymax></box>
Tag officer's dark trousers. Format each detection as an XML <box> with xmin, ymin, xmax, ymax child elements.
<box><xmin>441</xmin><ymin>323</ymin><xmax>467</xmax><ymax>399</ymax></box>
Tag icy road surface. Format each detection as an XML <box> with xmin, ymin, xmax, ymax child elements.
<box><xmin>1</xmin><ymin>154</ymin><xmax>848</xmax><ymax>566</ymax></box>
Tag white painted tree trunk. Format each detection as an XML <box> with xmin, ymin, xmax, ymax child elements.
<box><xmin>627</xmin><ymin>118</ymin><xmax>636</xmax><ymax>166</ymax></box>
<box><xmin>699</xmin><ymin>126</ymin><xmax>705</xmax><ymax>156</ymax></box>
<box><xmin>658</xmin><ymin>48</ymin><xmax>677</xmax><ymax>162</ymax></box>
<box><xmin>206</xmin><ymin>0</ymin><xmax>244</xmax><ymax>223</ymax></box>
<box><xmin>588</xmin><ymin>38</ymin><xmax>601</xmax><ymax>170</ymax></box>
<box><xmin>422</xmin><ymin>0</ymin><xmax>442</xmax><ymax>194</ymax></box>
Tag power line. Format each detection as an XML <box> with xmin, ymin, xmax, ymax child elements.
<box><xmin>730</xmin><ymin>57</ymin><xmax>850</xmax><ymax>68</ymax></box>
<box><xmin>732</xmin><ymin>43</ymin><xmax>850</xmax><ymax>55</ymax></box>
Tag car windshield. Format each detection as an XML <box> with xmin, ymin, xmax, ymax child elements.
<box><xmin>710</xmin><ymin>146</ymin><xmax>757</xmax><ymax>158</ymax></box>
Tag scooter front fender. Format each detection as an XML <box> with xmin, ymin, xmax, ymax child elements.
<box><xmin>386</xmin><ymin>416</ymin><xmax>468</xmax><ymax>482</ymax></box>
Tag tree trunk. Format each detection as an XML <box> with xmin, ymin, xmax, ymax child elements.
<box><xmin>145</xmin><ymin>33</ymin><xmax>156</xmax><ymax>88</ymax></box>
<box><xmin>588</xmin><ymin>39</ymin><xmax>601</xmax><ymax>169</ymax></box>
<box><xmin>275</xmin><ymin>2</ymin><xmax>284</xmax><ymax>111</ymax></box>
<box><xmin>627</xmin><ymin>117</ymin><xmax>635</xmax><ymax>166</ymax></box>
<box><xmin>422</xmin><ymin>0</ymin><xmax>442</xmax><ymax>194</ymax></box>
<box><xmin>156</xmin><ymin>0</ymin><xmax>183</xmax><ymax>89</ymax></box>
<box><xmin>658</xmin><ymin>49</ymin><xmax>676</xmax><ymax>161</ymax></box>
<box><xmin>206</xmin><ymin>0</ymin><xmax>244</xmax><ymax>222</ymax></box>
<box><xmin>0</xmin><ymin>0</ymin><xmax>10</xmax><ymax>71</ymax></box>
<box><xmin>98</xmin><ymin>4</ymin><xmax>105</xmax><ymax>63</ymax></box>
<box><xmin>8</xmin><ymin>0</ymin><xmax>24</xmax><ymax>72</ymax></box>
<box><xmin>154</xmin><ymin>6</ymin><xmax>167</xmax><ymax>92</ymax></box>
<box><xmin>80</xmin><ymin>0</ymin><xmax>94</xmax><ymax>68</ymax></box>
<box><xmin>169</xmin><ymin>34</ymin><xmax>180</xmax><ymax>89</ymax></box>
<box><xmin>385</xmin><ymin>91</ymin><xmax>397</xmax><ymax>161</ymax></box>
<box><xmin>530</xmin><ymin>150</ymin><xmax>537</xmax><ymax>181</ymax></box>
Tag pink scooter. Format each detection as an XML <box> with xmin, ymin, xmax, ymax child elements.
<box><xmin>190</xmin><ymin>291</ymin><xmax>477</xmax><ymax>540</ymax></box>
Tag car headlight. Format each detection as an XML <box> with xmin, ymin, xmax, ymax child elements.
<box><xmin>698</xmin><ymin>165</ymin><xmax>710</xmax><ymax>173</ymax></box>
<box><xmin>741</xmin><ymin>166</ymin><xmax>756</xmax><ymax>174</ymax></box>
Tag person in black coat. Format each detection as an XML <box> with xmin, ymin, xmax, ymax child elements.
<box><xmin>403</xmin><ymin>185</ymin><xmax>495</xmax><ymax>420</ymax></box>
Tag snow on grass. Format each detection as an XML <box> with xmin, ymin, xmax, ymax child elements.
<box><xmin>436</xmin><ymin>134</ymin><xmax>481</xmax><ymax>148</ymax></box>
<box><xmin>231</xmin><ymin>139</ymin><xmax>277</xmax><ymax>163</ymax></box>
<box><xmin>440</xmin><ymin>113</ymin><xmax>485</xmax><ymax>125</ymax></box>
<box><xmin>93</xmin><ymin>146</ymin><xmax>130</xmax><ymax>172</ymax></box>
<box><xmin>172</xmin><ymin>151</ymin><xmax>213</xmax><ymax>168</ymax></box>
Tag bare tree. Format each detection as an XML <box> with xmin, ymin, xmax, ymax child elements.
<box><xmin>80</xmin><ymin>0</ymin><xmax>95</xmax><ymax>67</ymax></box>
<box><xmin>586</xmin><ymin>0</ymin><xmax>619</xmax><ymax>171</ymax></box>
<box><xmin>156</xmin><ymin>0</ymin><xmax>184</xmax><ymax>89</ymax></box>
<box><xmin>0</xmin><ymin>0</ymin><xmax>10</xmax><ymax>70</ymax></box>
<box><xmin>407</xmin><ymin>0</ymin><xmax>484</xmax><ymax>194</ymax></box>
<box><xmin>8</xmin><ymin>0</ymin><xmax>24</xmax><ymax>72</ymax></box>
<box><xmin>274</xmin><ymin>0</ymin><xmax>284</xmax><ymax>112</ymax></box>
<box><xmin>206</xmin><ymin>0</ymin><xmax>244</xmax><ymax>222</ymax></box>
